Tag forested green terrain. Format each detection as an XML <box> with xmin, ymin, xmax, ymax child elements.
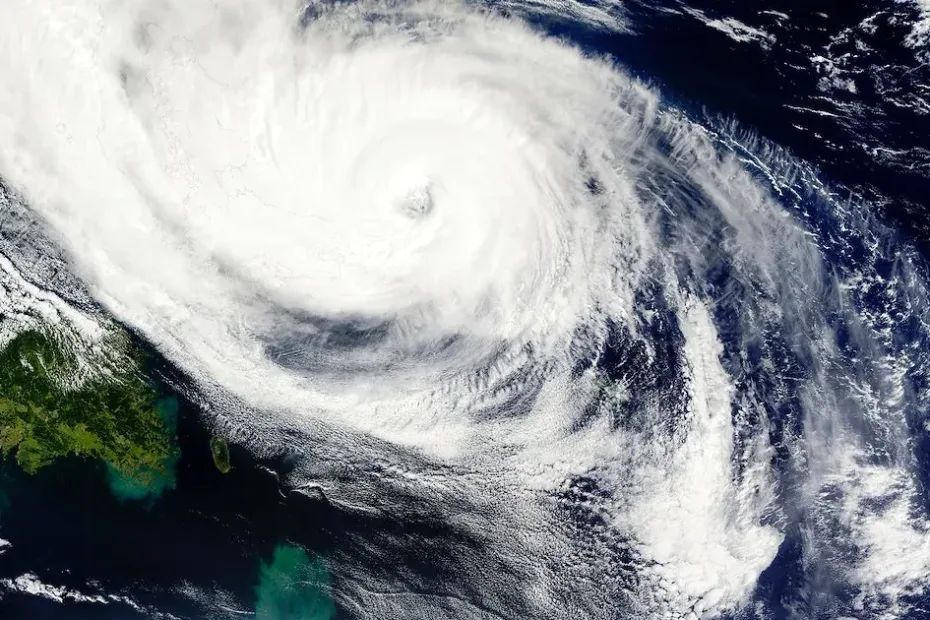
<box><xmin>0</xmin><ymin>330</ymin><xmax>177</xmax><ymax>496</ymax></box>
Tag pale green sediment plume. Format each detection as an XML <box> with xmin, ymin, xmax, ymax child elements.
<box><xmin>255</xmin><ymin>544</ymin><xmax>336</xmax><ymax>620</ymax></box>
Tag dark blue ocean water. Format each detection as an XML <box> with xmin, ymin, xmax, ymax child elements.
<box><xmin>0</xmin><ymin>384</ymin><xmax>314</xmax><ymax>619</ymax></box>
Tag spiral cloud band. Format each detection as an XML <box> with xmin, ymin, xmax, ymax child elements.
<box><xmin>3</xmin><ymin>0</ymin><xmax>930</xmax><ymax>618</ymax></box>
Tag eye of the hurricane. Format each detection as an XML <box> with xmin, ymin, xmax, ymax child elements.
<box><xmin>394</xmin><ymin>175</ymin><xmax>434</xmax><ymax>218</ymax></box>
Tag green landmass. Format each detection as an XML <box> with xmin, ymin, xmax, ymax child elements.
<box><xmin>0</xmin><ymin>330</ymin><xmax>178</xmax><ymax>498</ymax></box>
<box><xmin>210</xmin><ymin>436</ymin><xmax>231</xmax><ymax>473</ymax></box>
<box><xmin>105</xmin><ymin>396</ymin><xmax>179</xmax><ymax>500</ymax></box>
<box><xmin>255</xmin><ymin>544</ymin><xmax>336</xmax><ymax>620</ymax></box>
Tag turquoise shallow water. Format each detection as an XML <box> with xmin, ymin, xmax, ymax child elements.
<box><xmin>106</xmin><ymin>396</ymin><xmax>180</xmax><ymax>502</ymax></box>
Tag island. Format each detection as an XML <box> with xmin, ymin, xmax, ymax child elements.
<box><xmin>210</xmin><ymin>436</ymin><xmax>231</xmax><ymax>473</ymax></box>
<box><xmin>0</xmin><ymin>329</ymin><xmax>178</xmax><ymax>499</ymax></box>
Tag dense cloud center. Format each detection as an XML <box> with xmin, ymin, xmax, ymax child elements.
<box><xmin>0</xmin><ymin>0</ymin><xmax>654</xmax><ymax>447</ymax></box>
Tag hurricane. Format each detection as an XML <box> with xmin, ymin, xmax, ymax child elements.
<box><xmin>1</xmin><ymin>0</ymin><xmax>929</xmax><ymax>618</ymax></box>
